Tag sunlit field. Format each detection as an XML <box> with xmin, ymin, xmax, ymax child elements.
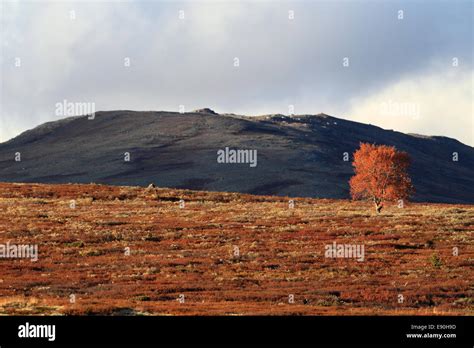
<box><xmin>0</xmin><ymin>183</ymin><xmax>472</xmax><ymax>315</ymax></box>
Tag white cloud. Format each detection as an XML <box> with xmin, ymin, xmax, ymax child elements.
<box><xmin>345</xmin><ymin>67</ymin><xmax>473</xmax><ymax>146</ymax></box>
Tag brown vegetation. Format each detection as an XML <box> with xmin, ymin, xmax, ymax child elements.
<box><xmin>0</xmin><ymin>182</ymin><xmax>472</xmax><ymax>315</ymax></box>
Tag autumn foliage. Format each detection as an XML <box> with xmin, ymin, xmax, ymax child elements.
<box><xmin>0</xmin><ymin>182</ymin><xmax>472</xmax><ymax>315</ymax></box>
<box><xmin>349</xmin><ymin>143</ymin><xmax>413</xmax><ymax>213</ymax></box>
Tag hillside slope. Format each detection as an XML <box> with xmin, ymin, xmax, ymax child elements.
<box><xmin>0</xmin><ymin>110</ymin><xmax>473</xmax><ymax>203</ymax></box>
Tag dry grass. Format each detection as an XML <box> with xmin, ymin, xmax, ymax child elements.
<box><xmin>0</xmin><ymin>182</ymin><xmax>472</xmax><ymax>315</ymax></box>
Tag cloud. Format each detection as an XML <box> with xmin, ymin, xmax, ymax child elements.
<box><xmin>345</xmin><ymin>66</ymin><xmax>473</xmax><ymax>146</ymax></box>
<box><xmin>1</xmin><ymin>0</ymin><xmax>472</xmax><ymax>145</ymax></box>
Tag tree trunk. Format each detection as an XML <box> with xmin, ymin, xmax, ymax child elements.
<box><xmin>373</xmin><ymin>199</ymin><xmax>383</xmax><ymax>214</ymax></box>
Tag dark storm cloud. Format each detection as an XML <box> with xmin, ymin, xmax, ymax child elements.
<box><xmin>1</xmin><ymin>0</ymin><xmax>472</xmax><ymax>144</ymax></box>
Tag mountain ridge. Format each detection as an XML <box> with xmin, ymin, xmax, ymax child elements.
<box><xmin>1</xmin><ymin>109</ymin><xmax>473</xmax><ymax>204</ymax></box>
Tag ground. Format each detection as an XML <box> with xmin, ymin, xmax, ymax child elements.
<box><xmin>0</xmin><ymin>182</ymin><xmax>472</xmax><ymax>315</ymax></box>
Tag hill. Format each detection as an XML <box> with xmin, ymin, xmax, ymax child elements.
<box><xmin>0</xmin><ymin>109</ymin><xmax>473</xmax><ymax>203</ymax></box>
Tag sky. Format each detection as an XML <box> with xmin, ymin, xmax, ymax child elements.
<box><xmin>1</xmin><ymin>0</ymin><xmax>473</xmax><ymax>145</ymax></box>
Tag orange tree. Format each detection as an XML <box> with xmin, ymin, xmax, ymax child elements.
<box><xmin>349</xmin><ymin>143</ymin><xmax>413</xmax><ymax>213</ymax></box>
